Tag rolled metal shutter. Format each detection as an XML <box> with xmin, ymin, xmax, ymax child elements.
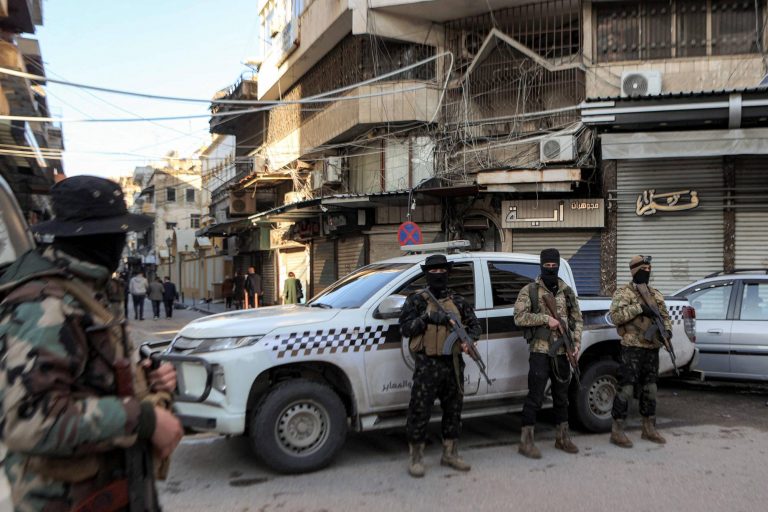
<box><xmin>512</xmin><ymin>230</ymin><xmax>602</xmax><ymax>296</ymax></box>
<box><xmin>734</xmin><ymin>157</ymin><xmax>768</xmax><ymax>268</ymax></box>
<box><xmin>616</xmin><ymin>158</ymin><xmax>724</xmax><ymax>294</ymax></box>
<box><xmin>336</xmin><ymin>236</ymin><xmax>366</xmax><ymax>278</ymax></box>
<box><xmin>261</xmin><ymin>251</ymin><xmax>276</xmax><ymax>306</ymax></box>
<box><xmin>311</xmin><ymin>239</ymin><xmax>336</xmax><ymax>297</ymax></box>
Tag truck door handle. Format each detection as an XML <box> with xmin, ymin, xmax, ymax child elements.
<box><xmin>707</xmin><ymin>329</ymin><xmax>723</xmax><ymax>335</ymax></box>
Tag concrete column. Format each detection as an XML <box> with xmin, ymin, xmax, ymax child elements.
<box><xmin>600</xmin><ymin>159</ymin><xmax>617</xmax><ymax>296</ymax></box>
<box><xmin>723</xmin><ymin>157</ymin><xmax>736</xmax><ymax>273</ymax></box>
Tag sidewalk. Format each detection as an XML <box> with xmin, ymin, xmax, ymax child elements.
<box><xmin>178</xmin><ymin>298</ymin><xmax>229</xmax><ymax>316</ymax></box>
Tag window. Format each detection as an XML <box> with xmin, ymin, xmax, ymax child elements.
<box><xmin>190</xmin><ymin>214</ymin><xmax>201</xmax><ymax>229</ymax></box>
<box><xmin>739</xmin><ymin>283</ymin><xmax>768</xmax><ymax>321</ymax></box>
<box><xmin>687</xmin><ymin>282</ymin><xmax>733</xmax><ymax>320</ymax></box>
<box><xmin>487</xmin><ymin>261</ymin><xmax>540</xmax><ymax>308</ymax></box>
<box><xmin>396</xmin><ymin>262</ymin><xmax>476</xmax><ymax>308</ymax></box>
<box><xmin>309</xmin><ymin>263</ymin><xmax>412</xmax><ymax>309</ymax></box>
<box><xmin>186</xmin><ymin>188</ymin><xmax>195</xmax><ymax>203</ymax></box>
<box><xmin>166</xmin><ymin>188</ymin><xmax>176</xmax><ymax>202</ymax></box>
<box><xmin>165</xmin><ymin>222</ymin><xmax>177</xmax><ymax>230</ymax></box>
<box><xmin>594</xmin><ymin>0</ymin><xmax>762</xmax><ymax>62</ymax></box>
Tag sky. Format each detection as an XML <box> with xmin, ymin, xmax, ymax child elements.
<box><xmin>35</xmin><ymin>0</ymin><xmax>261</xmax><ymax>177</ymax></box>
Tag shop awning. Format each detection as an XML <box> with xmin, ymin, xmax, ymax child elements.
<box><xmin>196</xmin><ymin>218</ymin><xmax>251</xmax><ymax>237</ymax></box>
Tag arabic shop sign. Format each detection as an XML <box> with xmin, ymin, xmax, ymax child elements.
<box><xmin>636</xmin><ymin>189</ymin><xmax>699</xmax><ymax>216</ymax></box>
<box><xmin>501</xmin><ymin>199</ymin><xmax>604</xmax><ymax>229</ymax></box>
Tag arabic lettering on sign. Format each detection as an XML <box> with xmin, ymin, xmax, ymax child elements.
<box><xmin>571</xmin><ymin>201</ymin><xmax>600</xmax><ymax>210</ymax></box>
<box><xmin>501</xmin><ymin>199</ymin><xmax>604</xmax><ymax>229</ymax></box>
<box><xmin>635</xmin><ymin>189</ymin><xmax>700</xmax><ymax>216</ymax></box>
<box><xmin>506</xmin><ymin>201</ymin><xmax>565</xmax><ymax>227</ymax></box>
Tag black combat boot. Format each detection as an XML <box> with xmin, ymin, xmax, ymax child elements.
<box><xmin>610</xmin><ymin>419</ymin><xmax>633</xmax><ymax>448</ymax></box>
<box><xmin>641</xmin><ymin>416</ymin><xmax>666</xmax><ymax>444</ymax></box>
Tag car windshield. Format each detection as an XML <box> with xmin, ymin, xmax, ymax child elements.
<box><xmin>308</xmin><ymin>263</ymin><xmax>413</xmax><ymax>309</ymax></box>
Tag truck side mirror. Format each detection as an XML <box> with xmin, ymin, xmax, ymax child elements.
<box><xmin>374</xmin><ymin>294</ymin><xmax>406</xmax><ymax>319</ymax></box>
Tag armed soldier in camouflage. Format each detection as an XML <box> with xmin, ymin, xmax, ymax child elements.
<box><xmin>609</xmin><ymin>255</ymin><xmax>671</xmax><ymax>448</ymax></box>
<box><xmin>399</xmin><ymin>254</ymin><xmax>481</xmax><ymax>478</ymax></box>
<box><xmin>514</xmin><ymin>248</ymin><xmax>583</xmax><ymax>459</ymax></box>
<box><xmin>0</xmin><ymin>176</ymin><xmax>183</xmax><ymax>511</ymax></box>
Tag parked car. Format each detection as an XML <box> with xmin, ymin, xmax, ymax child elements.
<box><xmin>161</xmin><ymin>242</ymin><xmax>697</xmax><ymax>473</ymax></box>
<box><xmin>673</xmin><ymin>270</ymin><xmax>768</xmax><ymax>381</ymax></box>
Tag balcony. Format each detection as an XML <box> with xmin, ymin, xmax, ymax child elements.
<box><xmin>367</xmin><ymin>0</ymin><xmax>535</xmax><ymax>23</ymax></box>
<box><xmin>209</xmin><ymin>74</ymin><xmax>259</xmax><ymax>134</ymax></box>
<box><xmin>0</xmin><ymin>39</ymin><xmax>37</xmax><ymax>116</ymax></box>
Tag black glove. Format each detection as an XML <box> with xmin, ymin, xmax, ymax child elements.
<box><xmin>428</xmin><ymin>310</ymin><xmax>451</xmax><ymax>326</ymax></box>
<box><xmin>640</xmin><ymin>304</ymin><xmax>654</xmax><ymax>317</ymax></box>
<box><xmin>665</xmin><ymin>330</ymin><xmax>673</xmax><ymax>340</ymax></box>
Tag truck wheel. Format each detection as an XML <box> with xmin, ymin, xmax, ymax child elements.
<box><xmin>574</xmin><ymin>359</ymin><xmax>619</xmax><ymax>433</ymax></box>
<box><xmin>250</xmin><ymin>379</ymin><xmax>347</xmax><ymax>473</ymax></box>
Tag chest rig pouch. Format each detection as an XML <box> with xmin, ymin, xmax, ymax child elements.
<box><xmin>409</xmin><ymin>291</ymin><xmax>462</xmax><ymax>356</ymax></box>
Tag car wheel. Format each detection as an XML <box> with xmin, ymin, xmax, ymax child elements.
<box><xmin>250</xmin><ymin>379</ymin><xmax>347</xmax><ymax>473</ymax></box>
<box><xmin>574</xmin><ymin>359</ymin><xmax>619</xmax><ymax>433</ymax></box>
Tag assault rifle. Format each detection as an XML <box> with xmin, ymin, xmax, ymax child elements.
<box><xmin>635</xmin><ymin>283</ymin><xmax>679</xmax><ymax>377</ymax></box>
<box><xmin>423</xmin><ymin>289</ymin><xmax>492</xmax><ymax>386</ymax></box>
<box><xmin>541</xmin><ymin>292</ymin><xmax>581</xmax><ymax>384</ymax></box>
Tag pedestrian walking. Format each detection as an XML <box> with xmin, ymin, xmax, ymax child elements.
<box><xmin>399</xmin><ymin>254</ymin><xmax>481</xmax><ymax>477</ymax></box>
<box><xmin>283</xmin><ymin>271</ymin><xmax>303</xmax><ymax>304</ymax></box>
<box><xmin>148</xmin><ymin>277</ymin><xmax>164</xmax><ymax>320</ymax></box>
<box><xmin>245</xmin><ymin>266</ymin><xmax>262</xmax><ymax>308</ymax></box>
<box><xmin>513</xmin><ymin>248</ymin><xmax>583</xmax><ymax>459</ymax></box>
<box><xmin>223</xmin><ymin>274</ymin><xmax>234</xmax><ymax>309</ymax></box>
<box><xmin>129</xmin><ymin>270</ymin><xmax>149</xmax><ymax>320</ymax></box>
<box><xmin>119</xmin><ymin>270</ymin><xmax>130</xmax><ymax>317</ymax></box>
<box><xmin>162</xmin><ymin>276</ymin><xmax>178</xmax><ymax>319</ymax></box>
<box><xmin>233</xmin><ymin>270</ymin><xmax>245</xmax><ymax>309</ymax></box>
<box><xmin>609</xmin><ymin>255</ymin><xmax>671</xmax><ymax>448</ymax></box>
<box><xmin>0</xmin><ymin>175</ymin><xmax>182</xmax><ymax>511</ymax></box>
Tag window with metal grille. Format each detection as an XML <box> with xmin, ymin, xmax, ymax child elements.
<box><xmin>595</xmin><ymin>0</ymin><xmax>763</xmax><ymax>62</ymax></box>
<box><xmin>190</xmin><ymin>214</ymin><xmax>200</xmax><ymax>229</ymax></box>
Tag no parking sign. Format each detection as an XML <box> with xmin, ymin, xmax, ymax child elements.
<box><xmin>398</xmin><ymin>221</ymin><xmax>422</xmax><ymax>246</ymax></box>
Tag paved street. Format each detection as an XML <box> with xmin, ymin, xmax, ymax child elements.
<box><xmin>158</xmin><ymin>380</ymin><xmax>768</xmax><ymax>512</ymax></box>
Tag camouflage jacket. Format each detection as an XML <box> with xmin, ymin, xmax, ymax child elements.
<box><xmin>0</xmin><ymin>248</ymin><xmax>157</xmax><ymax>512</ymax></box>
<box><xmin>514</xmin><ymin>277</ymin><xmax>583</xmax><ymax>355</ymax></box>
<box><xmin>399</xmin><ymin>288</ymin><xmax>482</xmax><ymax>348</ymax></box>
<box><xmin>610</xmin><ymin>282</ymin><xmax>672</xmax><ymax>349</ymax></box>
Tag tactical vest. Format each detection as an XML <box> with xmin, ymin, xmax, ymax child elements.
<box><xmin>521</xmin><ymin>282</ymin><xmax>577</xmax><ymax>343</ymax></box>
<box><xmin>409</xmin><ymin>291</ymin><xmax>462</xmax><ymax>356</ymax></box>
<box><xmin>616</xmin><ymin>285</ymin><xmax>657</xmax><ymax>342</ymax></box>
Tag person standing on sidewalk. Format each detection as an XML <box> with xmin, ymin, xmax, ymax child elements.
<box><xmin>222</xmin><ymin>275</ymin><xmax>234</xmax><ymax>309</ymax></box>
<box><xmin>162</xmin><ymin>276</ymin><xmax>178</xmax><ymax>319</ymax></box>
<box><xmin>233</xmin><ymin>270</ymin><xmax>245</xmax><ymax>309</ymax></box>
<box><xmin>129</xmin><ymin>271</ymin><xmax>149</xmax><ymax>320</ymax></box>
<box><xmin>0</xmin><ymin>176</ymin><xmax>182</xmax><ymax>511</ymax></box>
<box><xmin>513</xmin><ymin>248</ymin><xmax>582</xmax><ymax>459</ymax></box>
<box><xmin>148</xmin><ymin>277</ymin><xmax>164</xmax><ymax>320</ymax></box>
<box><xmin>245</xmin><ymin>266</ymin><xmax>262</xmax><ymax>308</ymax></box>
<box><xmin>609</xmin><ymin>255</ymin><xmax>671</xmax><ymax>448</ymax></box>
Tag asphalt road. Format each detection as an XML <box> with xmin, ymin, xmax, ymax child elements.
<box><xmin>158</xmin><ymin>379</ymin><xmax>768</xmax><ymax>512</ymax></box>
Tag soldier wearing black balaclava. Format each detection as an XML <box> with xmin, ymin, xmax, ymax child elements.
<box><xmin>399</xmin><ymin>254</ymin><xmax>481</xmax><ymax>478</ymax></box>
<box><xmin>608</xmin><ymin>255</ymin><xmax>672</xmax><ymax>448</ymax></box>
<box><xmin>514</xmin><ymin>248</ymin><xmax>583</xmax><ymax>459</ymax></box>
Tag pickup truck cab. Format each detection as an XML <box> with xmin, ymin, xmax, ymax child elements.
<box><xmin>167</xmin><ymin>242</ymin><xmax>697</xmax><ymax>473</ymax></box>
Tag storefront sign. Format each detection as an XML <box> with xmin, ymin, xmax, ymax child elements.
<box><xmin>636</xmin><ymin>189</ymin><xmax>699</xmax><ymax>216</ymax></box>
<box><xmin>501</xmin><ymin>199</ymin><xmax>604</xmax><ymax>229</ymax></box>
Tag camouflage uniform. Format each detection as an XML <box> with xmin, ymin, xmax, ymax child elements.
<box><xmin>610</xmin><ymin>282</ymin><xmax>672</xmax><ymax>421</ymax></box>
<box><xmin>514</xmin><ymin>277</ymin><xmax>583</xmax><ymax>427</ymax></box>
<box><xmin>400</xmin><ymin>289</ymin><xmax>481</xmax><ymax>444</ymax></box>
<box><xmin>0</xmin><ymin>248</ymin><xmax>158</xmax><ymax>511</ymax></box>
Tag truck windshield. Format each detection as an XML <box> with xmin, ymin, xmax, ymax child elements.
<box><xmin>308</xmin><ymin>263</ymin><xmax>412</xmax><ymax>309</ymax></box>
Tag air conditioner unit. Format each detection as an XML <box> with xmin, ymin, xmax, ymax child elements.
<box><xmin>311</xmin><ymin>161</ymin><xmax>325</xmax><ymax>190</ymax></box>
<box><xmin>459</xmin><ymin>31</ymin><xmax>484</xmax><ymax>60</ymax></box>
<box><xmin>228</xmin><ymin>189</ymin><xmax>257</xmax><ymax>216</ymax></box>
<box><xmin>621</xmin><ymin>70</ymin><xmax>663</xmax><ymax>98</ymax></box>
<box><xmin>253</xmin><ymin>154</ymin><xmax>267</xmax><ymax>173</ymax></box>
<box><xmin>325</xmin><ymin>156</ymin><xmax>344</xmax><ymax>184</ymax></box>
<box><xmin>540</xmin><ymin>135</ymin><xmax>576</xmax><ymax>163</ymax></box>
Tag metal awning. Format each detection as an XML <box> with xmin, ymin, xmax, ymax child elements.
<box><xmin>248</xmin><ymin>191</ymin><xmax>417</xmax><ymax>223</ymax></box>
<box><xmin>197</xmin><ymin>218</ymin><xmax>251</xmax><ymax>237</ymax></box>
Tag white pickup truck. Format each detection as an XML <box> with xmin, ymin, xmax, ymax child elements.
<box><xmin>163</xmin><ymin>243</ymin><xmax>698</xmax><ymax>473</ymax></box>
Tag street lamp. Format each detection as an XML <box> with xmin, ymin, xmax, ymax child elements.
<box><xmin>165</xmin><ymin>237</ymin><xmax>173</xmax><ymax>278</ymax></box>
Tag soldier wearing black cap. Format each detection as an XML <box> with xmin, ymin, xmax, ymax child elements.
<box><xmin>399</xmin><ymin>254</ymin><xmax>481</xmax><ymax>477</ymax></box>
<box><xmin>0</xmin><ymin>176</ymin><xmax>182</xmax><ymax>511</ymax></box>
<box><xmin>514</xmin><ymin>248</ymin><xmax>583</xmax><ymax>459</ymax></box>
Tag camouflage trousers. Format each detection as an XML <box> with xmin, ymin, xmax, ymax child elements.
<box><xmin>612</xmin><ymin>346</ymin><xmax>660</xmax><ymax>419</ymax></box>
<box><xmin>406</xmin><ymin>354</ymin><xmax>464</xmax><ymax>444</ymax></box>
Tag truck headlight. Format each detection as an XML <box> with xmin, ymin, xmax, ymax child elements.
<box><xmin>195</xmin><ymin>336</ymin><xmax>263</xmax><ymax>353</ymax></box>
